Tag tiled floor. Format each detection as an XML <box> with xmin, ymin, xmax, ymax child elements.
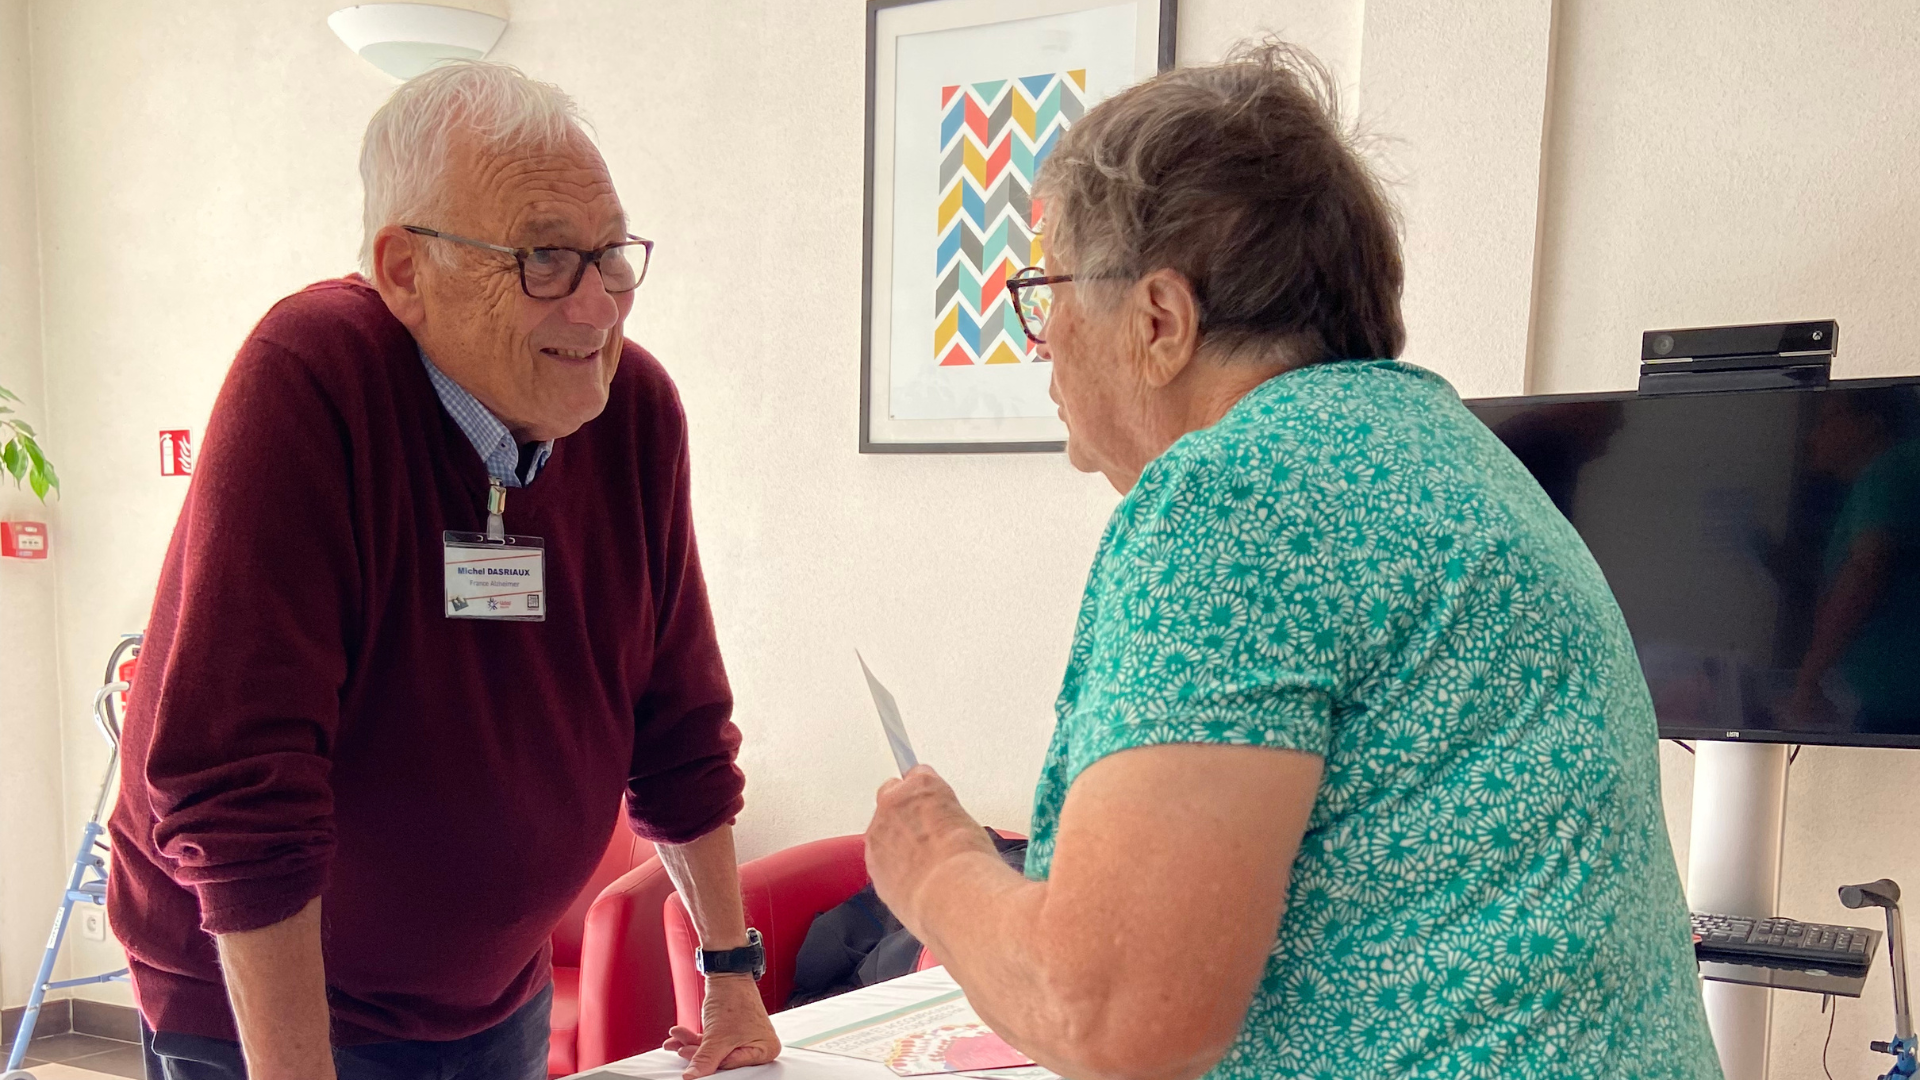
<box><xmin>9</xmin><ymin>1029</ymin><xmax>144</xmax><ymax>1079</ymax></box>
<box><xmin>17</xmin><ymin>1065</ymin><xmax>137</xmax><ymax>1080</ymax></box>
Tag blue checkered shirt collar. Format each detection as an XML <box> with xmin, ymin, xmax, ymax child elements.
<box><xmin>419</xmin><ymin>351</ymin><xmax>553</xmax><ymax>488</ymax></box>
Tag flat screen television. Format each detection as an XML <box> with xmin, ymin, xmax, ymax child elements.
<box><xmin>1467</xmin><ymin>376</ymin><xmax>1920</xmax><ymax>747</ymax></box>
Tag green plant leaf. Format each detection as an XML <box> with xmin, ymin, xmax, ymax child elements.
<box><xmin>0</xmin><ymin>387</ymin><xmax>57</xmax><ymax>500</ymax></box>
<box><xmin>21</xmin><ymin>439</ymin><xmax>51</xmax><ymax>499</ymax></box>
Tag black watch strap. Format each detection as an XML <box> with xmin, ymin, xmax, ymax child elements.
<box><xmin>696</xmin><ymin>927</ymin><xmax>766</xmax><ymax>981</ymax></box>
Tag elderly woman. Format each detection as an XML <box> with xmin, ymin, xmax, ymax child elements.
<box><xmin>863</xmin><ymin>44</ymin><xmax>1722</xmax><ymax>1080</ymax></box>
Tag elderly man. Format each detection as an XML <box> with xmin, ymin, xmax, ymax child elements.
<box><xmin>108</xmin><ymin>63</ymin><xmax>779</xmax><ymax>1080</ymax></box>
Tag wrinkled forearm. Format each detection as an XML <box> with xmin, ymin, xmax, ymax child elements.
<box><xmin>907</xmin><ymin>852</ymin><xmax>1072</xmax><ymax>1059</ymax></box>
<box><xmin>215</xmin><ymin>896</ymin><xmax>335</xmax><ymax>1080</ymax></box>
<box><xmin>907</xmin><ymin>852</ymin><xmax>1215</xmax><ymax>1080</ymax></box>
<box><xmin>657</xmin><ymin>824</ymin><xmax>751</xmax><ymax>951</ymax></box>
<box><xmin>892</xmin><ymin>747</ymin><xmax>1316</xmax><ymax>1080</ymax></box>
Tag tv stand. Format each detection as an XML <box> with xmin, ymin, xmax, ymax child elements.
<box><xmin>1687</xmin><ymin>739</ymin><xmax>1792</xmax><ymax>1078</ymax></box>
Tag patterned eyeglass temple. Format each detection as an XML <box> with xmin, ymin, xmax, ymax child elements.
<box><xmin>1006</xmin><ymin>266</ymin><xmax>1073</xmax><ymax>346</ymax></box>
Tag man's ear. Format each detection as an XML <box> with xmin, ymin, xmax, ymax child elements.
<box><xmin>371</xmin><ymin>225</ymin><xmax>428</xmax><ymax>332</ymax></box>
<box><xmin>1135</xmin><ymin>268</ymin><xmax>1202</xmax><ymax>389</ymax></box>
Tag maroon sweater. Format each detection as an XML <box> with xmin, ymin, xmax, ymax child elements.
<box><xmin>107</xmin><ymin>277</ymin><xmax>744</xmax><ymax>1045</ymax></box>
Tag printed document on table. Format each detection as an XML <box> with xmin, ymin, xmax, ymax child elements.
<box><xmin>858</xmin><ymin>651</ymin><xmax>919</xmax><ymax>777</ymax></box>
<box><xmin>792</xmin><ymin>987</ymin><xmax>1034</xmax><ymax>1076</ymax></box>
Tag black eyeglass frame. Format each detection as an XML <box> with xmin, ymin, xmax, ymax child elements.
<box><xmin>402</xmin><ymin>226</ymin><xmax>655</xmax><ymax>299</ymax></box>
<box><xmin>1005</xmin><ymin>266</ymin><xmax>1075</xmax><ymax>345</ymax></box>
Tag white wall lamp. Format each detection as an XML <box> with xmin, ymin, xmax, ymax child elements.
<box><xmin>328</xmin><ymin>3</ymin><xmax>509</xmax><ymax>81</ymax></box>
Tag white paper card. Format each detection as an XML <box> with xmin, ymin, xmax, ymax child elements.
<box><xmin>793</xmin><ymin>987</ymin><xmax>1034</xmax><ymax>1075</ymax></box>
<box><xmin>858</xmin><ymin>652</ymin><xmax>919</xmax><ymax>776</ymax></box>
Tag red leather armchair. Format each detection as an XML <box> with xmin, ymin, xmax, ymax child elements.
<box><xmin>663</xmin><ymin>832</ymin><xmax>1019</xmax><ymax>1028</ymax></box>
<box><xmin>548</xmin><ymin>819</ymin><xmax>681</xmax><ymax>1077</ymax></box>
<box><xmin>664</xmin><ymin>834</ymin><xmax>872</xmax><ymax>1025</ymax></box>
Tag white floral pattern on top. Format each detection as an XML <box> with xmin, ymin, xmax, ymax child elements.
<box><xmin>1024</xmin><ymin>360</ymin><xmax>1722</xmax><ymax>1080</ymax></box>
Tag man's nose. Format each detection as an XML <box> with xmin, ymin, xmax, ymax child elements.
<box><xmin>1034</xmin><ymin>337</ymin><xmax>1053</xmax><ymax>362</ymax></box>
<box><xmin>560</xmin><ymin>263</ymin><xmax>620</xmax><ymax>328</ymax></box>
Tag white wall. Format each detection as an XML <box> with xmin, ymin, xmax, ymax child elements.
<box><xmin>0</xmin><ymin>0</ymin><xmax>70</xmax><ymax>1011</ymax></box>
<box><xmin>4</xmin><ymin>4</ymin><xmax>1919</xmax><ymax>1077</ymax></box>
<box><xmin>1359</xmin><ymin>0</ymin><xmax>1555</xmax><ymax>397</ymax></box>
<box><xmin>23</xmin><ymin>0</ymin><xmax>385</xmax><ymax>1007</ymax></box>
<box><xmin>1532</xmin><ymin>0</ymin><xmax>1920</xmax><ymax>390</ymax></box>
<box><xmin>9</xmin><ymin>0</ymin><xmax>1538</xmax><ymax>1013</ymax></box>
<box><xmin>1532</xmin><ymin>4</ymin><xmax>1920</xmax><ymax>1076</ymax></box>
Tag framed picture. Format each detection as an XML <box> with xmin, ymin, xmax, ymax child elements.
<box><xmin>860</xmin><ymin>0</ymin><xmax>1178</xmax><ymax>453</ymax></box>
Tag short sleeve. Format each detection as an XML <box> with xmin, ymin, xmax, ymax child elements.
<box><xmin>1058</xmin><ymin>449</ymin><xmax>1346</xmax><ymax>781</ymax></box>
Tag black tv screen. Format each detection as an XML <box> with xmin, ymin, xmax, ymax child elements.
<box><xmin>1467</xmin><ymin>377</ymin><xmax>1920</xmax><ymax>747</ymax></box>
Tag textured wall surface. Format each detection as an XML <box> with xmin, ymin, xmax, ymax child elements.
<box><xmin>7</xmin><ymin>5</ymin><xmax>1915</xmax><ymax>1077</ymax></box>
<box><xmin>1358</xmin><ymin>0</ymin><xmax>1555</xmax><ymax>398</ymax></box>
<box><xmin>23</xmin><ymin>0</ymin><xmax>387</xmax><ymax>1006</ymax></box>
<box><xmin>0</xmin><ymin>0</ymin><xmax>69</xmax><ymax>1009</ymax></box>
<box><xmin>1532</xmin><ymin>1</ymin><xmax>1920</xmax><ymax>392</ymax></box>
<box><xmin>1530</xmin><ymin>5</ymin><xmax>1920</xmax><ymax>1075</ymax></box>
<box><xmin>7</xmin><ymin>0</ymin><xmax>1554</xmax><ymax>1012</ymax></box>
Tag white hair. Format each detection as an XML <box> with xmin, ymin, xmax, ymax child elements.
<box><xmin>358</xmin><ymin>60</ymin><xmax>594</xmax><ymax>273</ymax></box>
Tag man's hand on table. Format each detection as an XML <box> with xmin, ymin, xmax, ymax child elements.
<box><xmin>663</xmin><ymin>973</ymin><xmax>782</xmax><ymax>1079</ymax></box>
<box><xmin>864</xmin><ymin>765</ymin><xmax>1001</xmax><ymax>932</ymax></box>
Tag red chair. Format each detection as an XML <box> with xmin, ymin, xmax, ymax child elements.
<box><xmin>663</xmin><ymin>832</ymin><xmax>1019</xmax><ymax>1029</ymax></box>
<box><xmin>548</xmin><ymin>819</ymin><xmax>681</xmax><ymax>1077</ymax></box>
<box><xmin>664</xmin><ymin>835</ymin><xmax>872</xmax><ymax>1025</ymax></box>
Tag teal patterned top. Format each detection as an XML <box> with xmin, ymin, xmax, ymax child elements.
<box><xmin>1024</xmin><ymin>361</ymin><xmax>1722</xmax><ymax>1079</ymax></box>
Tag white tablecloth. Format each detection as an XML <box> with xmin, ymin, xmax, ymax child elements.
<box><xmin>574</xmin><ymin>967</ymin><xmax>968</xmax><ymax>1080</ymax></box>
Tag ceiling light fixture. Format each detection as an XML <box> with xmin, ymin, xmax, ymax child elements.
<box><xmin>328</xmin><ymin>3</ymin><xmax>509</xmax><ymax>81</ymax></box>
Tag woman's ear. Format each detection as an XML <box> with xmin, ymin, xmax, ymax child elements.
<box><xmin>1135</xmin><ymin>268</ymin><xmax>1203</xmax><ymax>389</ymax></box>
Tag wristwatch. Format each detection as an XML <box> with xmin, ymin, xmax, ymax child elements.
<box><xmin>696</xmin><ymin>927</ymin><xmax>766</xmax><ymax>981</ymax></box>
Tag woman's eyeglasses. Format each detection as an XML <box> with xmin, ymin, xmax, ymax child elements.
<box><xmin>1006</xmin><ymin>265</ymin><xmax>1073</xmax><ymax>345</ymax></box>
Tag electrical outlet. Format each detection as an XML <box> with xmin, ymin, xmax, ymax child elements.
<box><xmin>77</xmin><ymin>906</ymin><xmax>106</xmax><ymax>942</ymax></box>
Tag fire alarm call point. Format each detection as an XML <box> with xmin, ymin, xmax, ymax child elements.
<box><xmin>1</xmin><ymin>520</ymin><xmax>48</xmax><ymax>559</ymax></box>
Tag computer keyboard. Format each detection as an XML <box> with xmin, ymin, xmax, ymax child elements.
<box><xmin>1691</xmin><ymin>911</ymin><xmax>1881</xmax><ymax>971</ymax></box>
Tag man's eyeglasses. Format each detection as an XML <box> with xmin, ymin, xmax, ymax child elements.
<box><xmin>1006</xmin><ymin>266</ymin><xmax>1073</xmax><ymax>345</ymax></box>
<box><xmin>403</xmin><ymin>226</ymin><xmax>654</xmax><ymax>300</ymax></box>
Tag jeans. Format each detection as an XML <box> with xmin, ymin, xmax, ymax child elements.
<box><xmin>140</xmin><ymin>984</ymin><xmax>552</xmax><ymax>1080</ymax></box>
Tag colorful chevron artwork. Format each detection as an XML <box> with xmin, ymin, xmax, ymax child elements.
<box><xmin>934</xmin><ymin>70</ymin><xmax>1086</xmax><ymax>368</ymax></box>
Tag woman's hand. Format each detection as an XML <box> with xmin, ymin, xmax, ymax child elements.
<box><xmin>865</xmin><ymin>766</ymin><xmax>998</xmax><ymax>931</ymax></box>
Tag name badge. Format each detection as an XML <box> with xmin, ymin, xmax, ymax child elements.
<box><xmin>443</xmin><ymin>531</ymin><xmax>546</xmax><ymax>621</ymax></box>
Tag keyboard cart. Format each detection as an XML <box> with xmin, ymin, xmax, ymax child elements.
<box><xmin>1692</xmin><ymin>879</ymin><xmax>1917</xmax><ymax>1080</ymax></box>
<box><xmin>1840</xmin><ymin>879</ymin><xmax>1916</xmax><ymax>1080</ymax></box>
<box><xmin>2</xmin><ymin>635</ymin><xmax>141</xmax><ymax>1080</ymax></box>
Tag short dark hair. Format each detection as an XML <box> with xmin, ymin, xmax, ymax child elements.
<box><xmin>1037</xmin><ymin>40</ymin><xmax>1405</xmax><ymax>365</ymax></box>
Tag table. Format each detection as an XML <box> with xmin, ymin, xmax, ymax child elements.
<box><xmin>570</xmin><ymin>958</ymin><xmax>1873</xmax><ymax>1080</ymax></box>
<box><xmin>1699</xmin><ymin>956</ymin><xmax>1872</xmax><ymax>998</ymax></box>
<box><xmin>573</xmin><ymin>968</ymin><xmax>973</xmax><ymax>1080</ymax></box>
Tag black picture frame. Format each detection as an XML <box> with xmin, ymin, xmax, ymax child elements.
<box><xmin>859</xmin><ymin>0</ymin><xmax>1179</xmax><ymax>454</ymax></box>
